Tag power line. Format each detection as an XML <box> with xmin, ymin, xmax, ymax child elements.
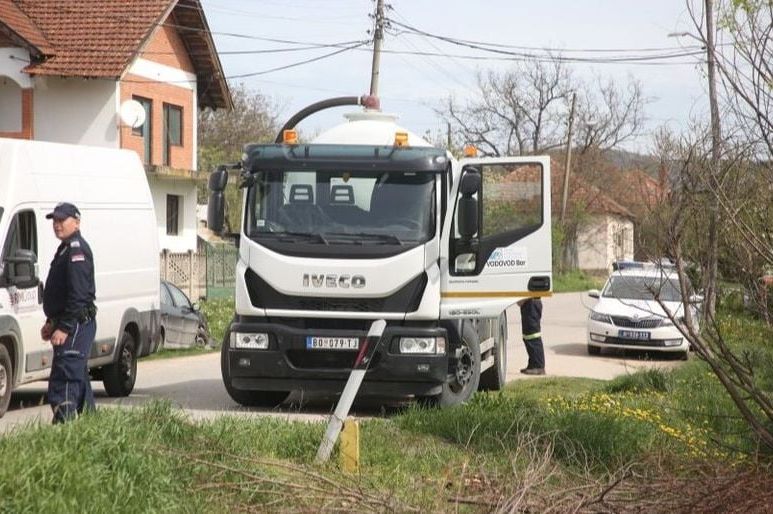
<box><xmin>387</xmin><ymin>18</ymin><xmax>706</xmax><ymax>65</ymax></box>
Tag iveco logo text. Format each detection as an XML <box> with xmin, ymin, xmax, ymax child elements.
<box><xmin>302</xmin><ymin>274</ymin><xmax>366</xmax><ymax>289</ymax></box>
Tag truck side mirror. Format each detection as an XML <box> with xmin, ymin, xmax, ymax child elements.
<box><xmin>207</xmin><ymin>166</ymin><xmax>229</xmax><ymax>233</ymax></box>
<box><xmin>5</xmin><ymin>249</ymin><xmax>39</xmax><ymax>289</ymax></box>
<box><xmin>457</xmin><ymin>170</ymin><xmax>481</xmax><ymax>239</ymax></box>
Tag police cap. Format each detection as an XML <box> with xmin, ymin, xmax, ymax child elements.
<box><xmin>46</xmin><ymin>202</ymin><xmax>81</xmax><ymax>221</ymax></box>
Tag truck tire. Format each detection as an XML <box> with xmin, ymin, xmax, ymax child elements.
<box><xmin>102</xmin><ymin>330</ymin><xmax>137</xmax><ymax>397</ymax></box>
<box><xmin>480</xmin><ymin>312</ymin><xmax>508</xmax><ymax>391</ymax></box>
<box><xmin>0</xmin><ymin>345</ymin><xmax>12</xmax><ymax>418</ymax></box>
<box><xmin>220</xmin><ymin>338</ymin><xmax>289</xmax><ymax>408</ymax></box>
<box><xmin>422</xmin><ymin>324</ymin><xmax>480</xmax><ymax>407</ymax></box>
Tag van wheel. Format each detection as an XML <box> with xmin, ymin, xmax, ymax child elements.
<box><xmin>220</xmin><ymin>335</ymin><xmax>288</xmax><ymax>408</ymax></box>
<box><xmin>158</xmin><ymin>328</ymin><xmax>166</xmax><ymax>350</ymax></box>
<box><xmin>422</xmin><ymin>324</ymin><xmax>480</xmax><ymax>407</ymax></box>
<box><xmin>480</xmin><ymin>312</ymin><xmax>508</xmax><ymax>391</ymax></box>
<box><xmin>103</xmin><ymin>330</ymin><xmax>137</xmax><ymax>397</ymax></box>
<box><xmin>0</xmin><ymin>345</ymin><xmax>12</xmax><ymax>418</ymax></box>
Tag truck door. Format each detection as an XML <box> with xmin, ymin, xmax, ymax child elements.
<box><xmin>440</xmin><ymin>156</ymin><xmax>552</xmax><ymax>318</ymax></box>
<box><xmin>0</xmin><ymin>209</ymin><xmax>49</xmax><ymax>377</ymax></box>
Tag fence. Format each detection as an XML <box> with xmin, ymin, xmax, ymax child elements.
<box><xmin>160</xmin><ymin>239</ymin><xmax>238</xmax><ymax>300</ymax></box>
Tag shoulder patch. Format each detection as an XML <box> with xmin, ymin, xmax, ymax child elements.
<box><xmin>71</xmin><ymin>254</ymin><xmax>85</xmax><ymax>262</ymax></box>
<box><xmin>70</xmin><ymin>241</ymin><xmax>81</xmax><ymax>248</ymax></box>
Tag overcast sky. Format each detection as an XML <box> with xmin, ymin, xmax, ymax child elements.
<box><xmin>202</xmin><ymin>0</ymin><xmax>709</xmax><ymax>153</ymax></box>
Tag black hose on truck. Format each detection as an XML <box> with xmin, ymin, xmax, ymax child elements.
<box><xmin>274</xmin><ymin>95</ymin><xmax>380</xmax><ymax>143</ymax></box>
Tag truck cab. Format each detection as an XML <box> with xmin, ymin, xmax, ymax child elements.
<box><xmin>210</xmin><ymin>110</ymin><xmax>551</xmax><ymax>407</ymax></box>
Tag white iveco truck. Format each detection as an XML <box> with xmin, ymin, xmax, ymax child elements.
<box><xmin>208</xmin><ymin>96</ymin><xmax>552</xmax><ymax>407</ymax></box>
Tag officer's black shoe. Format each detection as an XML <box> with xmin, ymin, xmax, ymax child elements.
<box><xmin>520</xmin><ymin>367</ymin><xmax>546</xmax><ymax>375</ymax></box>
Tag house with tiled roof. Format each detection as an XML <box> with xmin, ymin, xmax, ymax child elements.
<box><xmin>550</xmin><ymin>161</ymin><xmax>636</xmax><ymax>271</ymax></box>
<box><xmin>0</xmin><ymin>0</ymin><xmax>231</xmax><ymax>252</ymax></box>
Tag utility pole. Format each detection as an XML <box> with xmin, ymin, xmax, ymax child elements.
<box><xmin>560</xmin><ymin>92</ymin><xmax>577</xmax><ymax>225</ymax></box>
<box><xmin>369</xmin><ymin>0</ymin><xmax>385</xmax><ymax>97</ymax></box>
<box><xmin>703</xmin><ymin>0</ymin><xmax>720</xmax><ymax>319</ymax></box>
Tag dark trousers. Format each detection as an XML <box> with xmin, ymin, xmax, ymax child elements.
<box><xmin>48</xmin><ymin>319</ymin><xmax>96</xmax><ymax>423</ymax></box>
<box><xmin>523</xmin><ymin>336</ymin><xmax>545</xmax><ymax>369</ymax></box>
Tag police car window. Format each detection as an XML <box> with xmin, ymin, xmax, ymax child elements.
<box><xmin>2</xmin><ymin>210</ymin><xmax>37</xmax><ymax>260</ymax></box>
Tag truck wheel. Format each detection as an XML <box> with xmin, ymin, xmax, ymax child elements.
<box><xmin>220</xmin><ymin>337</ymin><xmax>288</xmax><ymax>408</ymax></box>
<box><xmin>423</xmin><ymin>324</ymin><xmax>480</xmax><ymax>407</ymax></box>
<box><xmin>480</xmin><ymin>312</ymin><xmax>508</xmax><ymax>391</ymax></box>
<box><xmin>0</xmin><ymin>345</ymin><xmax>12</xmax><ymax>418</ymax></box>
<box><xmin>102</xmin><ymin>330</ymin><xmax>137</xmax><ymax>397</ymax></box>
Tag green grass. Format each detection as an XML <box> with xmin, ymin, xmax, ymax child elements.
<box><xmin>553</xmin><ymin>270</ymin><xmax>606</xmax><ymax>293</ymax></box>
<box><xmin>3</xmin><ymin>309</ymin><xmax>772</xmax><ymax>511</ymax></box>
<box><xmin>143</xmin><ymin>345</ymin><xmax>217</xmax><ymax>361</ymax></box>
<box><xmin>200</xmin><ymin>297</ymin><xmax>234</xmax><ymax>346</ymax></box>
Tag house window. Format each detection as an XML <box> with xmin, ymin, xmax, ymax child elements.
<box><xmin>166</xmin><ymin>194</ymin><xmax>181</xmax><ymax>235</ymax></box>
<box><xmin>163</xmin><ymin>103</ymin><xmax>183</xmax><ymax>166</ymax></box>
<box><xmin>132</xmin><ymin>96</ymin><xmax>152</xmax><ymax>164</ymax></box>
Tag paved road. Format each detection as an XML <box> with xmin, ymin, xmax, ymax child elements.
<box><xmin>1</xmin><ymin>292</ymin><xmax>682</xmax><ymax>432</ymax></box>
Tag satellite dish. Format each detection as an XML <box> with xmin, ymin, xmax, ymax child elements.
<box><xmin>119</xmin><ymin>99</ymin><xmax>146</xmax><ymax>128</ymax></box>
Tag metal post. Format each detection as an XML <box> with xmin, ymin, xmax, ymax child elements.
<box><xmin>560</xmin><ymin>92</ymin><xmax>577</xmax><ymax>225</ymax></box>
<box><xmin>316</xmin><ymin>319</ymin><xmax>386</xmax><ymax>463</ymax></box>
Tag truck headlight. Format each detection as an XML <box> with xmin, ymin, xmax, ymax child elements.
<box><xmin>590</xmin><ymin>311</ymin><xmax>612</xmax><ymax>324</ymax></box>
<box><xmin>399</xmin><ymin>337</ymin><xmax>445</xmax><ymax>354</ymax></box>
<box><xmin>231</xmin><ymin>332</ymin><xmax>269</xmax><ymax>350</ymax></box>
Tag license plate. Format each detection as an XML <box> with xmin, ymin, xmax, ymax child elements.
<box><xmin>306</xmin><ymin>336</ymin><xmax>359</xmax><ymax>350</ymax></box>
<box><xmin>618</xmin><ymin>330</ymin><xmax>651</xmax><ymax>341</ymax></box>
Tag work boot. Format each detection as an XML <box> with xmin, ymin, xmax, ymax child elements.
<box><xmin>520</xmin><ymin>367</ymin><xmax>545</xmax><ymax>376</ymax></box>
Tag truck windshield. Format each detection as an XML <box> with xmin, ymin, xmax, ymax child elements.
<box><xmin>246</xmin><ymin>170</ymin><xmax>436</xmax><ymax>246</ymax></box>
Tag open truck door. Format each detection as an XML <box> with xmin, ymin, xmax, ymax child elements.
<box><xmin>440</xmin><ymin>156</ymin><xmax>552</xmax><ymax>318</ymax></box>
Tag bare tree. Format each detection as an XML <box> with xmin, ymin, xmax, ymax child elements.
<box><xmin>198</xmin><ymin>82</ymin><xmax>280</xmax><ymax>232</ymax></box>
<box><xmin>440</xmin><ymin>58</ymin><xmax>648</xmax><ymax>158</ymax></box>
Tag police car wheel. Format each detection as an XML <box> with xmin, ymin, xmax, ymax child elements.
<box><xmin>103</xmin><ymin>330</ymin><xmax>137</xmax><ymax>397</ymax></box>
<box><xmin>480</xmin><ymin>312</ymin><xmax>508</xmax><ymax>391</ymax></box>
<box><xmin>421</xmin><ymin>324</ymin><xmax>480</xmax><ymax>407</ymax></box>
<box><xmin>0</xmin><ymin>344</ymin><xmax>12</xmax><ymax>418</ymax></box>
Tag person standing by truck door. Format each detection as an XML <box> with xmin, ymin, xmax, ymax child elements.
<box><xmin>518</xmin><ymin>297</ymin><xmax>545</xmax><ymax>375</ymax></box>
<box><xmin>40</xmin><ymin>202</ymin><xmax>97</xmax><ymax>423</ymax></box>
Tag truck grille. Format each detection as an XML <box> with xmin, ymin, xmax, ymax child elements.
<box><xmin>286</xmin><ymin>350</ymin><xmax>382</xmax><ymax>370</ymax></box>
<box><xmin>245</xmin><ymin>269</ymin><xmax>427</xmax><ymax>313</ymax></box>
<box><xmin>611</xmin><ymin>316</ymin><xmax>661</xmax><ymax>329</ymax></box>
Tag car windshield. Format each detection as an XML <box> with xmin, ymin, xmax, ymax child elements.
<box><xmin>603</xmin><ymin>274</ymin><xmax>683</xmax><ymax>302</ymax></box>
<box><xmin>245</xmin><ymin>169</ymin><xmax>436</xmax><ymax>245</ymax></box>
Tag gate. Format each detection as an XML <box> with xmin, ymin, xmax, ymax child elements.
<box><xmin>205</xmin><ymin>242</ymin><xmax>238</xmax><ymax>298</ymax></box>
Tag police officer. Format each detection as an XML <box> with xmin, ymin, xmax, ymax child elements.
<box><xmin>40</xmin><ymin>202</ymin><xmax>97</xmax><ymax>423</ymax></box>
<box><xmin>518</xmin><ymin>297</ymin><xmax>545</xmax><ymax>375</ymax></box>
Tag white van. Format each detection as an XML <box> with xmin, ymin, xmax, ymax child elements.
<box><xmin>0</xmin><ymin>138</ymin><xmax>161</xmax><ymax>417</ymax></box>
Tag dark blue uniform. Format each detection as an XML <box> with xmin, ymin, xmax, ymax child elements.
<box><xmin>44</xmin><ymin>230</ymin><xmax>97</xmax><ymax>423</ymax></box>
<box><xmin>520</xmin><ymin>298</ymin><xmax>545</xmax><ymax>371</ymax></box>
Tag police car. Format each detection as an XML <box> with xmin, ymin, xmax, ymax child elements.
<box><xmin>586</xmin><ymin>261</ymin><xmax>701</xmax><ymax>359</ymax></box>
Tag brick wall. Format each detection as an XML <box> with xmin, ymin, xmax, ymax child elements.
<box><xmin>119</xmin><ymin>24</ymin><xmax>194</xmax><ymax>171</ymax></box>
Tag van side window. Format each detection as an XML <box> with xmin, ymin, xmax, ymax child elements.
<box><xmin>1</xmin><ymin>210</ymin><xmax>37</xmax><ymax>284</ymax></box>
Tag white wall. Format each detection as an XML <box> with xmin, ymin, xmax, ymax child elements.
<box><xmin>0</xmin><ymin>48</ymin><xmax>32</xmax><ymax>88</ymax></box>
<box><xmin>32</xmin><ymin>76</ymin><xmax>119</xmax><ymax>147</ymax></box>
<box><xmin>0</xmin><ymin>79</ymin><xmax>22</xmax><ymax>131</ymax></box>
<box><xmin>0</xmin><ymin>48</ymin><xmax>31</xmax><ymax>132</ymax></box>
<box><xmin>148</xmin><ymin>175</ymin><xmax>198</xmax><ymax>252</ymax></box>
<box><xmin>576</xmin><ymin>216</ymin><xmax>610</xmax><ymax>271</ymax></box>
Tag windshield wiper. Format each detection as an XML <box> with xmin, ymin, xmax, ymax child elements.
<box><xmin>323</xmin><ymin>232</ymin><xmax>403</xmax><ymax>245</ymax></box>
<box><xmin>257</xmin><ymin>231</ymin><xmax>329</xmax><ymax>244</ymax></box>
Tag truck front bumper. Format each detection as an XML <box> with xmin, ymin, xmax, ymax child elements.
<box><xmin>224</xmin><ymin>318</ymin><xmax>449</xmax><ymax>397</ymax></box>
